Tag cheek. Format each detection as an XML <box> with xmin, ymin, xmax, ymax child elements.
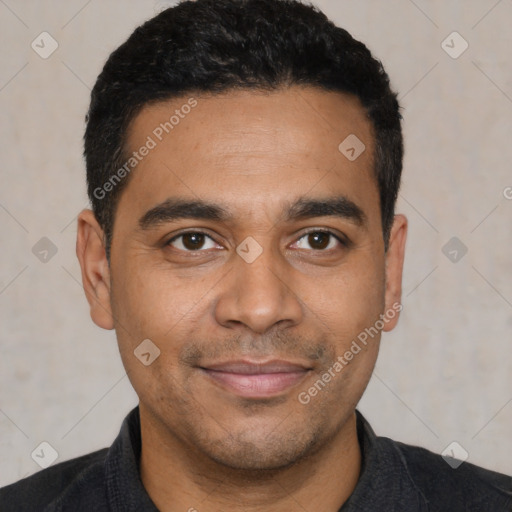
<box><xmin>301</xmin><ymin>257</ymin><xmax>384</xmax><ymax>399</ymax></box>
<box><xmin>110</xmin><ymin>264</ymin><xmax>201</xmax><ymax>407</ymax></box>
<box><xmin>112</xmin><ymin>260</ymin><xmax>205</xmax><ymax>337</ymax></box>
<box><xmin>109</xmin><ymin>262</ymin><xmax>210</xmax><ymax>393</ymax></box>
<box><xmin>305</xmin><ymin>258</ymin><xmax>385</xmax><ymax>336</ymax></box>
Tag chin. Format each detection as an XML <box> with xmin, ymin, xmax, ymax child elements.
<box><xmin>198</xmin><ymin>423</ymin><xmax>325</xmax><ymax>472</ymax></box>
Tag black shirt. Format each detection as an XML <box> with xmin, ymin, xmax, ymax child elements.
<box><xmin>1</xmin><ymin>406</ymin><xmax>511</xmax><ymax>511</ymax></box>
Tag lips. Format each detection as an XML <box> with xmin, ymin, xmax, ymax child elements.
<box><xmin>199</xmin><ymin>359</ymin><xmax>312</xmax><ymax>398</ymax></box>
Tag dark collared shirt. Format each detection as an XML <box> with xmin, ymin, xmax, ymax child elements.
<box><xmin>1</xmin><ymin>406</ymin><xmax>511</xmax><ymax>511</ymax></box>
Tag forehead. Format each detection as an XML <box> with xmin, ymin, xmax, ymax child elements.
<box><xmin>116</xmin><ymin>87</ymin><xmax>379</xmax><ymax>230</ymax></box>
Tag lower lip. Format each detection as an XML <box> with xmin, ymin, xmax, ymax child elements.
<box><xmin>201</xmin><ymin>369</ymin><xmax>309</xmax><ymax>398</ymax></box>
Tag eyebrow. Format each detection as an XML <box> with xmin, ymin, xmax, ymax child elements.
<box><xmin>138</xmin><ymin>195</ymin><xmax>367</xmax><ymax>230</ymax></box>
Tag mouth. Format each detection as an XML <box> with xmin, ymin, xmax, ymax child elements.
<box><xmin>198</xmin><ymin>359</ymin><xmax>312</xmax><ymax>399</ymax></box>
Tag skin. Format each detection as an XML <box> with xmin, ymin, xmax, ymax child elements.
<box><xmin>76</xmin><ymin>86</ymin><xmax>407</xmax><ymax>512</ymax></box>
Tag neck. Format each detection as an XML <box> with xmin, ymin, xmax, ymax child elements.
<box><xmin>139</xmin><ymin>408</ymin><xmax>362</xmax><ymax>512</ymax></box>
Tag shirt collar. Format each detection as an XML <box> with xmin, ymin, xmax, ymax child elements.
<box><xmin>339</xmin><ymin>410</ymin><xmax>427</xmax><ymax>511</ymax></box>
<box><xmin>105</xmin><ymin>406</ymin><xmax>159</xmax><ymax>511</ymax></box>
<box><xmin>103</xmin><ymin>406</ymin><xmax>426</xmax><ymax>511</ymax></box>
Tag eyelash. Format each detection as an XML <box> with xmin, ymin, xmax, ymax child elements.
<box><xmin>165</xmin><ymin>229</ymin><xmax>348</xmax><ymax>253</ymax></box>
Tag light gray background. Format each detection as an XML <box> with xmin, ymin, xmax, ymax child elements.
<box><xmin>1</xmin><ymin>0</ymin><xmax>511</xmax><ymax>487</ymax></box>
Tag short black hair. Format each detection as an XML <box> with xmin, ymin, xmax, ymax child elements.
<box><xmin>84</xmin><ymin>0</ymin><xmax>403</xmax><ymax>261</ymax></box>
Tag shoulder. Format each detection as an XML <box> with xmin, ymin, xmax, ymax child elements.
<box><xmin>382</xmin><ymin>437</ymin><xmax>512</xmax><ymax>510</ymax></box>
<box><xmin>0</xmin><ymin>447</ymin><xmax>108</xmax><ymax>512</ymax></box>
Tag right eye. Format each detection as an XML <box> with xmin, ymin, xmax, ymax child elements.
<box><xmin>166</xmin><ymin>231</ymin><xmax>221</xmax><ymax>252</ymax></box>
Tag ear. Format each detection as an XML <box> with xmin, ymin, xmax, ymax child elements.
<box><xmin>76</xmin><ymin>209</ymin><xmax>114</xmax><ymax>330</ymax></box>
<box><xmin>382</xmin><ymin>214</ymin><xmax>407</xmax><ymax>332</ymax></box>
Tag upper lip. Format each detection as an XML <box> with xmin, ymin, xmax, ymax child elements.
<box><xmin>200</xmin><ymin>359</ymin><xmax>312</xmax><ymax>374</ymax></box>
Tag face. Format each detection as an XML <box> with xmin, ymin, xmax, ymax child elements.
<box><xmin>77</xmin><ymin>86</ymin><xmax>407</xmax><ymax>471</ymax></box>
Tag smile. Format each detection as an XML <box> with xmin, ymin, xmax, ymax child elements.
<box><xmin>199</xmin><ymin>360</ymin><xmax>312</xmax><ymax>398</ymax></box>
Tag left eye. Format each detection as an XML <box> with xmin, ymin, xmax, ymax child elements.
<box><xmin>293</xmin><ymin>231</ymin><xmax>343</xmax><ymax>251</ymax></box>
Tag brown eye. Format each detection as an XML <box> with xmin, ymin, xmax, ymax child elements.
<box><xmin>294</xmin><ymin>230</ymin><xmax>344</xmax><ymax>251</ymax></box>
<box><xmin>307</xmin><ymin>232</ymin><xmax>330</xmax><ymax>250</ymax></box>
<box><xmin>167</xmin><ymin>232</ymin><xmax>218</xmax><ymax>252</ymax></box>
<box><xmin>182</xmin><ymin>233</ymin><xmax>205</xmax><ymax>250</ymax></box>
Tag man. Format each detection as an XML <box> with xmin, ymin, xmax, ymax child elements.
<box><xmin>1</xmin><ymin>0</ymin><xmax>510</xmax><ymax>510</ymax></box>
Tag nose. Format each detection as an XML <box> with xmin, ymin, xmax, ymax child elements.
<box><xmin>214</xmin><ymin>243</ymin><xmax>303</xmax><ymax>335</ymax></box>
